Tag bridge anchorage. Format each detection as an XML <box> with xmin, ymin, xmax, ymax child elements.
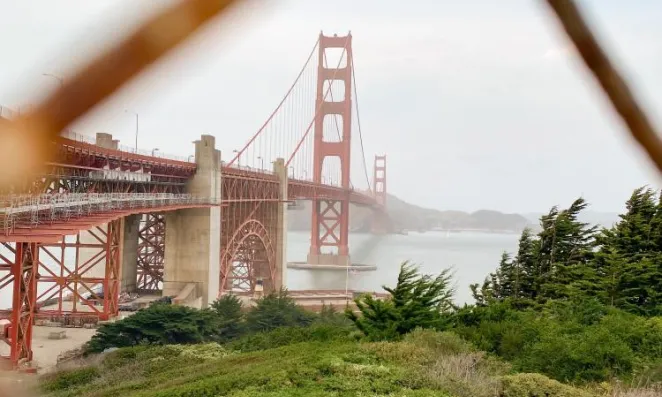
<box><xmin>0</xmin><ymin>32</ymin><xmax>389</xmax><ymax>371</ymax></box>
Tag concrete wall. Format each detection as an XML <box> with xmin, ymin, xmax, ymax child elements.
<box><xmin>120</xmin><ymin>215</ymin><xmax>140</xmax><ymax>293</ymax></box>
<box><xmin>273</xmin><ymin>158</ymin><xmax>288</xmax><ymax>290</ymax></box>
<box><xmin>163</xmin><ymin>135</ymin><xmax>221</xmax><ymax>308</ymax></box>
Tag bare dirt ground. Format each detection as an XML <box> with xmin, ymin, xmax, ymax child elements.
<box><xmin>0</xmin><ymin>371</ymin><xmax>38</xmax><ymax>397</ymax></box>
<box><xmin>31</xmin><ymin>326</ymin><xmax>97</xmax><ymax>373</ymax></box>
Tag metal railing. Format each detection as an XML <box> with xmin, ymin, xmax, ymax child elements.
<box><xmin>3</xmin><ymin>106</ymin><xmax>195</xmax><ymax>164</ymax></box>
<box><xmin>61</xmin><ymin>130</ymin><xmax>194</xmax><ymax>163</ymax></box>
<box><xmin>0</xmin><ymin>193</ymin><xmax>219</xmax><ymax>235</ymax></box>
<box><xmin>220</xmin><ymin>160</ymin><xmax>276</xmax><ymax>175</ymax></box>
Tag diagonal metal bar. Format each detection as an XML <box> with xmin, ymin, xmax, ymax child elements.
<box><xmin>544</xmin><ymin>0</ymin><xmax>662</xmax><ymax>174</ymax></box>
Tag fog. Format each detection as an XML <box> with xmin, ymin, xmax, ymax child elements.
<box><xmin>1</xmin><ymin>0</ymin><xmax>662</xmax><ymax>214</ymax></box>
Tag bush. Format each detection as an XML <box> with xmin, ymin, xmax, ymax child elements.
<box><xmin>403</xmin><ymin>329</ymin><xmax>473</xmax><ymax>356</ymax></box>
<box><xmin>499</xmin><ymin>373</ymin><xmax>594</xmax><ymax>397</ymax></box>
<box><xmin>347</xmin><ymin>262</ymin><xmax>455</xmax><ymax>341</ymax></box>
<box><xmin>42</xmin><ymin>366</ymin><xmax>100</xmax><ymax>392</ymax></box>
<box><xmin>228</xmin><ymin>323</ymin><xmax>355</xmax><ymax>352</ymax></box>
<box><xmin>450</xmin><ymin>299</ymin><xmax>662</xmax><ymax>383</ymax></box>
<box><xmin>85</xmin><ymin>303</ymin><xmax>218</xmax><ymax>353</ymax></box>
<box><xmin>244</xmin><ymin>289</ymin><xmax>316</xmax><ymax>333</ymax></box>
<box><xmin>210</xmin><ymin>294</ymin><xmax>246</xmax><ymax>342</ymax></box>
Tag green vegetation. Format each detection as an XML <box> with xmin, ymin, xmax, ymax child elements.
<box><xmin>42</xmin><ymin>186</ymin><xmax>662</xmax><ymax>396</ymax></box>
<box><xmin>45</xmin><ymin>327</ymin><xmax>604</xmax><ymax>397</ymax></box>
<box><xmin>347</xmin><ymin>261</ymin><xmax>454</xmax><ymax>341</ymax></box>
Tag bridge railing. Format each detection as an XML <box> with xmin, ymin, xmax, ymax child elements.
<box><xmin>221</xmin><ymin>161</ymin><xmax>276</xmax><ymax>175</ymax></box>
<box><xmin>0</xmin><ymin>193</ymin><xmax>220</xmax><ymax>235</ymax></box>
<box><xmin>60</xmin><ymin>130</ymin><xmax>194</xmax><ymax>163</ymax></box>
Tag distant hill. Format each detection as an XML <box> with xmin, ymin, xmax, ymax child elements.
<box><xmin>288</xmin><ymin>194</ymin><xmax>531</xmax><ymax>234</ymax></box>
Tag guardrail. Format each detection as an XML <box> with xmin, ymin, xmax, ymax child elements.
<box><xmin>61</xmin><ymin>130</ymin><xmax>194</xmax><ymax>163</ymax></box>
<box><xmin>0</xmin><ymin>193</ymin><xmax>219</xmax><ymax>235</ymax></box>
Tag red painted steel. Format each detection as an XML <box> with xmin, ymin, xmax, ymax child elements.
<box><xmin>137</xmin><ymin>214</ymin><xmax>165</xmax><ymax>291</ymax></box>
<box><xmin>220</xmin><ymin>172</ymin><xmax>280</xmax><ymax>294</ymax></box>
<box><xmin>0</xmin><ymin>202</ymin><xmax>214</xmax><ymax>243</ymax></box>
<box><xmin>0</xmin><ymin>242</ymin><xmax>38</xmax><ymax>370</ymax></box>
<box><xmin>56</xmin><ymin>136</ymin><xmax>196</xmax><ymax>177</ymax></box>
<box><xmin>309</xmin><ymin>33</ymin><xmax>353</xmax><ymax>258</ymax></box>
<box><xmin>34</xmin><ymin>220</ymin><xmax>121</xmax><ymax>322</ymax></box>
<box><xmin>370</xmin><ymin>155</ymin><xmax>390</xmax><ymax>233</ymax></box>
<box><xmin>0</xmin><ymin>33</ymin><xmax>388</xmax><ymax>371</ymax></box>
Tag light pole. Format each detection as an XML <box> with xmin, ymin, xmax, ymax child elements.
<box><xmin>151</xmin><ymin>148</ymin><xmax>159</xmax><ymax>156</ymax></box>
<box><xmin>233</xmin><ymin>149</ymin><xmax>240</xmax><ymax>167</ymax></box>
<box><xmin>125</xmin><ymin>109</ymin><xmax>139</xmax><ymax>151</ymax></box>
<box><xmin>257</xmin><ymin>156</ymin><xmax>264</xmax><ymax>171</ymax></box>
<box><xmin>188</xmin><ymin>155</ymin><xmax>194</xmax><ymax>162</ymax></box>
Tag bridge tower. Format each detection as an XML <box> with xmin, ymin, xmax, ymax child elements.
<box><xmin>307</xmin><ymin>32</ymin><xmax>353</xmax><ymax>267</ymax></box>
<box><xmin>373</xmin><ymin>155</ymin><xmax>387</xmax><ymax>207</ymax></box>
<box><xmin>371</xmin><ymin>155</ymin><xmax>390</xmax><ymax>234</ymax></box>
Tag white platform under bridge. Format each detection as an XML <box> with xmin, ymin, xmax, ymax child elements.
<box><xmin>287</xmin><ymin>262</ymin><xmax>376</xmax><ymax>271</ymax></box>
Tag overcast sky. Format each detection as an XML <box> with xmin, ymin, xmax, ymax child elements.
<box><xmin>1</xmin><ymin>0</ymin><xmax>662</xmax><ymax>214</ymax></box>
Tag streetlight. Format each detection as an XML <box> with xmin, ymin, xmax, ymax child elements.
<box><xmin>233</xmin><ymin>149</ymin><xmax>240</xmax><ymax>167</ymax></box>
<box><xmin>151</xmin><ymin>148</ymin><xmax>159</xmax><ymax>156</ymax></box>
<box><xmin>257</xmin><ymin>156</ymin><xmax>264</xmax><ymax>171</ymax></box>
<box><xmin>187</xmin><ymin>155</ymin><xmax>194</xmax><ymax>162</ymax></box>
<box><xmin>125</xmin><ymin>109</ymin><xmax>139</xmax><ymax>151</ymax></box>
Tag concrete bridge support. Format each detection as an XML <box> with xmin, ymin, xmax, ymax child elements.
<box><xmin>163</xmin><ymin>135</ymin><xmax>221</xmax><ymax>308</ymax></box>
<box><xmin>120</xmin><ymin>215</ymin><xmax>140</xmax><ymax>293</ymax></box>
<box><xmin>273</xmin><ymin>158</ymin><xmax>288</xmax><ymax>291</ymax></box>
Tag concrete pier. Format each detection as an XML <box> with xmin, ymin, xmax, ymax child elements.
<box><xmin>120</xmin><ymin>215</ymin><xmax>140</xmax><ymax>293</ymax></box>
<box><xmin>273</xmin><ymin>158</ymin><xmax>288</xmax><ymax>290</ymax></box>
<box><xmin>163</xmin><ymin>135</ymin><xmax>221</xmax><ymax>307</ymax></box>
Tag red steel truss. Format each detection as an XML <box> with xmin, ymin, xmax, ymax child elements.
<box><xmin>137</xmin><ymin>214</ymin><xmax>165</xmax><ymax>291</ymax></box>
<box><xmin>0</xmin><ymin>32</ymin><xmax>389</xmax><ymax>372</ymax></box>
<box><xmin>310</xmin><ymin>33</ymin><xmax>353</xmax><ymax>259</ymax></box>
<box><xmin>0</xmin><ymin>242</ymin><xmax>38</xmax><ymax>370</ymax></box>
<box><xmin>56</xmin><ymin>135</ymin><xmax>195</xmax><ymax>179</ymax></box>
<box><xmin>35</xmin><ymin>220</ymin><xmax>121</xmax><ymax>322</ymax></box>
<box><xmin>220</xmin><ymin>173</ymin><xmax>280</xmax><ymax>294</ymax></box>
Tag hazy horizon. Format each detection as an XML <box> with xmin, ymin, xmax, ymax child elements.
<box><xmin>2</xmin><ymin>1</ymin><xmax>662</xmax><ymax>214</ymax></box>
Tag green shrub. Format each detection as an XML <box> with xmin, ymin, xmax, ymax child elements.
<box><xmin>403</xmin><ymin>329</ymin><xmax>473</xmax><ymax>356</ymax></box>
<box><xmin>518</xmin><ymin>325</ymin><xmax>635</xmax><ymax>382</ymax></box>
<box><xmin>85</xmin><ymin>303</ymin><xmax>219</xmax><ymax>353</ymax></box>
<box><xmin>228</xmin><ymin>323</ymin><xmax>354</xmax><ymax>352</ymax></box>
<box><xmin>42</xmin><ymin>366</ymin><xmax>100</xmax><ymax>392</ymax></box>
<box><xmin>451</xmin><ymin>299</ymin><xmax>662</xmax><ymax>383</ymax></box>
<box><xmin>347</xmin><ymin>262</ymin><xmax>455</xmax><ymax>341</ymax></box>
<box><xmin>244</xmin><ymin>289</ymin><xmax>317</xmax><ymax>333</ymax></box>
<box><xmin>499</xmin><ymin>373</ymin><xmax>595</xmax><ymax>397</ymax></box>
<box><xmin>209</xmin><ymin>294</ymin><xmax>246</xmax><ymax>342</ymax></box>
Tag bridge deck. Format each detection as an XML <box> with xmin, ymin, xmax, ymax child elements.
<box><xmin>0</xmin><ymin>193</ymin><xmax>218</xmax><ymax>242</ymax></box>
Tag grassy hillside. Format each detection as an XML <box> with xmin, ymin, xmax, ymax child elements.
<box><xmin>289</xmin><ymin>194</ymin><xmax>531</xmax><ymax>233</ymax></box>
<box><xmin>40</xmin><ymin>329</ymin><xmax>597</xmax><ymax>397</ymax></box>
